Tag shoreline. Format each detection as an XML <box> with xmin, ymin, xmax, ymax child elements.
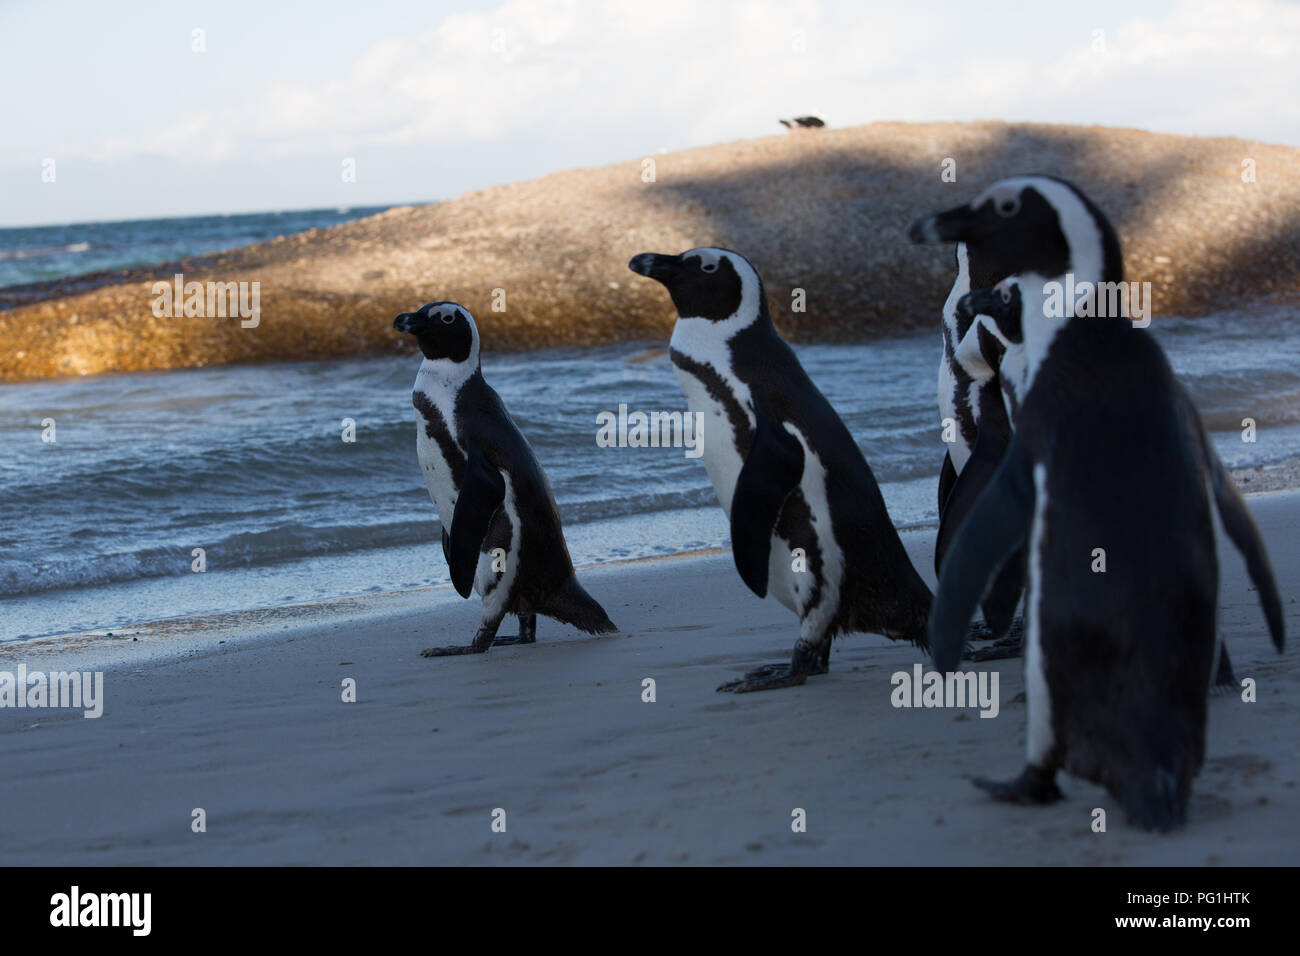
<box><xmin>1227</xmin><ymin>457</ymin><xmax>1300</xmax><ymax>495</ymax></box>
<box><xmin>0</xmin><ymin>545</ymin><xmax>733</xmax><ymax>674</ymax></box>
<box><xmin>6</xmin><ymin>476</ymin><xmax>1297</xmax><ymax>674</ymax></box>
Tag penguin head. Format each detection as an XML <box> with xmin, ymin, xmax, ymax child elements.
<box><xmin>627</xmin><ymin>247</ymin><xmax>761</xmax><ymax>324</ymax></box>
<box><xmin>957</xmin><ymin>277</ymin><xmax>1024</xmax><ymax>345</ymax></box>
<box><xmin>393</xmin><ymin>301</ymin><xmax>479</xmax><ymax>365</ymax></box>
<box><xmin>908</xmin><ymin>175</ymin><xmax>1120</xmax><ymax>288</ymax></box>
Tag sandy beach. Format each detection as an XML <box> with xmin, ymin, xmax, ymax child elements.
<box><xmin>1</xmin><ymin>490</ymin><xmax>1294</xmax><ymax>866</ymax></box>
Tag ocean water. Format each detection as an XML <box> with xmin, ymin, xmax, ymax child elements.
<box><xmin>0</xmin><ymin>207</ymin><xmax>393</xmax><ymax>288</ymax></box>
<box><xmin>2</xmin><ymin>304</ymin><xmax>1298</xmax><ymax>641</ymax></box>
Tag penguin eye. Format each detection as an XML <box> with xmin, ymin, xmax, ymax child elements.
<box><xmin>999</xmin><ymin>286</ymin><xmax>1012</xmax><ymax>304</ymax></box>
<box><xmin>996</xmin><ymin>196</ymin><xmax>1020</xmax><ymax>217</ymax></box>
<box><xmin>701</xmin><ymin>261</ymin><xmax>718</xmax><ymax>274</ymax></box>
<box><xmin>439</xmin><ymin>312</ymin><xmax>455</xmax><ymax>325</ymax></box>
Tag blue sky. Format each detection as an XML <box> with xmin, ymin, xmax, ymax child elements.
<box><xmin>3</xmin><ymin>0</ymin><xmax>1298</xmax><ymax>226</ymax></box>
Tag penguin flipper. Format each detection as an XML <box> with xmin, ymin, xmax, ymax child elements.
<box><xmin>936</xmin><ymin>452</ymin><xmax>957</xmax><ymax>534</ymax></box>
<box><xmin>441</xmin><ymin>528</ymin><xmax>451</xmax><ymax>566</ymax></box>
<box><xmin>730</xmin><ymin>404</ymin><xmax>805</xmax><ymax>598</ymax></box>
<box><xmin>448</xmin><ymin>447</ymin><xmax>506</xmax><ymax>600</ymax></box>
<box><xmin>931</xmin><ymin>435</ymin><xmax>1035</xmax><ymax>673</ymax></box>
<box><xmin>935</xmin><ymin>424</ymin><xmax>1006</xmax><ymax>578</ymax></box>
<box><xmin>1204</xmin><ymin>441</ymin><xmax>1285</xmax><ymax>651</ymax></box>
<box><xmin>936</xmin><ymin>426</ymin><xmax>1024</xmax><ymax>637</ymax></box>
<box><xmin>980</xmin><ymin>554</ymin><xmax>1025</xmax><ymax>639</ymax></box>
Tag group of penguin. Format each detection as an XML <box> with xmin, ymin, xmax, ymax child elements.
<box><xmin>392</xmin><ymin>174</ymin><xmax>1286</xmax><ymax>832</ymax></box>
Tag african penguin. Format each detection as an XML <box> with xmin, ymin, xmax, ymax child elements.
<box><xmin>913</xmin><ymin>176</ymin><xmax>1285</xmax><ymax>830</ymax></box>
<box><xmin>936</xmin><ymin>244</ymin><xmax>1014</xmax><ymax>479</ymax></box>
<box><xmin>926</xmin><ymin>192</ymin><xmax>1237</xmax><ymax>684</ymax></box>
<box><xmin>931</xmin><ymin>241</ymin><xmax>1026</xmax><ymax>649</ymax></box>
<box><xmin>628</xmin><ymin>247</ymin><xmax>932</xmax><ymax>693</ymax></box>
<box><xmin>393</xmin><ymin>301</ymin><xmax>616</xmax><ymax>656</ymax></box>
<box><xmin>961</xmin><ymin>275</ymin><xmax>1240</xmax><ymax>690</ymax></box>
<box><xmin>953</xmin><ymin>277</ymin><xmax>1025</xmax><ymax>422</ymax></box>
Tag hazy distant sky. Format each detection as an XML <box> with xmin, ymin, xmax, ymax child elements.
<box><xmin>3</xmin><ymin>0</ymin><xmax>1297</xmax><ymax>226</ymax></box>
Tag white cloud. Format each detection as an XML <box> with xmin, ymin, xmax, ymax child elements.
<box><xmin>81</xmin><ymin>0</ymin><xmax>1300</xmax><ymax>168</ymax></box>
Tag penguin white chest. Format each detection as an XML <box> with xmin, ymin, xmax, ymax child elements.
<box><xmin>998</xmin><ymin>342</ymin><xmax>1028</xmax><ymax>421</ymax></box>
<box><xmin>414</xmin><ymin>422</ymin><xmax>461</xmax><ymax>524</ymax></box>
<box><xmin>937</xmin><ymin>348</ymin><xmax>957</xmax><ymax>423</ymax></box>
<box><xmin>671</xmin><ymin>360</ymin><xmax>751</xmax><ymax>517</ymax></box>
<box><xmin>937</xmin><ymin>351</ymin><xmax>972</xmax><ymax>472</ymax></box>
<box><xmin>940</xmin><ymin>245</ymin><xmax>974</xmax><ymax>471</ymax></box>
<box><xmin>413</xmin><ymin>389</ymin><xmax>518</xmax><ymax>606</ymax></box>
<box><xmin>670</xmin><ymin>351</ymin><xmax>840</xmax><ymax>623</ymax></box>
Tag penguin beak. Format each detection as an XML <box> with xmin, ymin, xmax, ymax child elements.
<box><xmin>628</xmin><ymin>253</ymin><xmax>679</xmax><ymax>283</ymax></box>
<box><xmin>956</xmin><ymin>287</ymin><xmax>1003</xmax><ymax>322</ymax></box>
<box><xmin>907</xmin><ymin>206</ymin><xmax>980</xmax><ymax>244</ymax></box>
<box><xmin>955</xmin><ymin>292</ymin><xmax>977</xmax><ymax>321</ymax></box>
<box><xmin>393</xmin><ymin>312</ymin><xmax>420</xmax><ymax>333</ymax></box>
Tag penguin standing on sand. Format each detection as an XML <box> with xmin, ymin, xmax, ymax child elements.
<box><xmin>394</xmin><ymin>301</ymin><xmax>616</xmax><ymax>656</ymax></box>
<box><xmin>933</xmin><ymin>241</ymin><xmax>1026</xmax><ymax>650</ymax></box>
<box><xmin>927</xmin><ymin>188</ymin><xmax>1238</xmax><ymax>682</ymax></box>
<box><xmin>628</xmin><ymin>247</ymin><xmax>932</xmax><ymax>692</ymax></box>
<box><xmin>910</xmin><ymin>177</ymin><xmax>1285</xmax><ymax>829</ymax></box>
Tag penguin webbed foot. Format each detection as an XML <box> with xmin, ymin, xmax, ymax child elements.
<box><xmin>733</xmin><ymin>662</ymin><xmax>787</xmax><ymax>680</ymax></box>
<box><xmin>420</xmin><ymin>616</ymin><xmax>509</xmax><ymax>658</ymax></box>
<box><xmin>965</xmin><ymin>634</ymin><xmax>1023</xmax><ymax>661</ymax></box>
<box><xmin>420</xmin><ymin>643</ymin><xmax>489</xmax><ymax>657</ymax></box>
<box><xmin>967</xmin><ymin>615</ymin><xmax>1025</xmax><ymax>642</ymax></box>
<box><xmin>487</xmin><ymin>613</ymin><xmax>537</xmax><ymax>647</ymax></box>
<box><xmin>963</xmin><ymin>617</ymin><xmax>1025</xmax><ymax>661</ymax></box>
<box><xmin>717</xmin><ymin>641</ymin><xmax>827</xmax><ymax>693</ymax></box>
<box><xmin>737</xmin><ymin>654</ymin><xmax>829</xmax><ymax>682</ymax></box>
<box><xmin>716</xmin><ymin>665</ymin><xmax>808</xmax><ymax>694</ymax></box>
<box><xmin>972</xmin><ymin>764</ymin><xmax>1063</xmax><ymax>805</ymax></box>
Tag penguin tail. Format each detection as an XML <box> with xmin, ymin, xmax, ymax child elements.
<box><xmin>1118</xmin><ymin>762</ymin><xmax>1192</xmax><ymax>833</ymax></box>
<box><xmin>859</xmin><ymin>573</ymin><xmax>933</xmax><ymax>652</ymax></box>
<box><xmin>1201</xmin><ymin>416</ymin><xmax>1285</xmax><ymax>652</ymax></box>
<box><xmin>542</xmin><ymin>577</ymin><xmax>618</xmax><ymax>635</ymax></box>
<box><xmin>1109</xmin><ymin>726</ymin><xmax>1198</xmax><ymax>832</ymax></box>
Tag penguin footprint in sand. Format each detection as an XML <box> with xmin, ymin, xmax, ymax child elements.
<box><xmin>394</xmin><ymin>302</ymin><xmax>616</xmax><ymax>656</ymax></box>
<box><xmin>629</xmin><ymin>247</ymin><xmax>932</xmax><ymax>693</ymax></box>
